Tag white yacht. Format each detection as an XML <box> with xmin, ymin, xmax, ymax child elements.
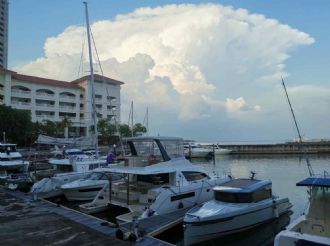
<box><xmin>79</xmin><ymin>136</ymin><xmax>231</xmax><ymax>223</ymax></box>
<box><xmin>184</xmin><ymin>144</ymin><xmax>213</xmax><ymax>158</ymax></box>
<box><xmin>0</xmin><ymin>143</ymin><xmax>29</xmax><ymax>178</ymax></box>
<box><xmin>48</xmin><ymin>148</ymin><xmax>108</xmax><ymax>174</ymax></box>
<box><xmin>274</xmin><ymin>173</ymin><xmax>330</xmax><ymax>246</ymax></box>
<box><xmin>213</xmin><ymin>145</ymin><xmax>232</xmax><ymax>155</ymax></box>
<box><xmin>183</xmin><ymin>177</ymin><xmax>292</xmax><ymax>245</ymax></box>
<box><xmin>61</xmin><ymin>171</ymin><xmax>122</xmax><ymax>201</ymax></box>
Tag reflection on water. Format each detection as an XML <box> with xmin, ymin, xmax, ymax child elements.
<box><xmin>191</xmin><ymin>154</ymin><xmax>330</xmax><ymax>220</ymax></box>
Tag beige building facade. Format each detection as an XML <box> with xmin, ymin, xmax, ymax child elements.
<box><xmin>0</xmin><ymin>68</ymin><xmax>123</xmax><ymax>136</ymax></box>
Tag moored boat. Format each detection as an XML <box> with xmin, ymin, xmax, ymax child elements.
<box><xmin>183</xmin><ymin>177</ymin><xmax>292</xmax><ymax>245</ymax></box>
<box><xmin>274</xmin><ymin>173</ymin><xmax>330</xmax><ymax>246</ymax></box>
<box><xmin>61</xmin><ymin>171</ymin><xmax>122</xmax><ymax>201</ymax></box>
<box><xmin>79</xmin><ymin>136</ymin><xmax>231</xmax><ymax>223</ymax></box>
<box><xmin>0</xmin><ymin>143</ymin><xmax>30</xmax><ymax>190</ymax></box>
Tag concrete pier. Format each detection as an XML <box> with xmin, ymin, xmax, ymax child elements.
<box><xmin>217</xmin><ymin>141</ymin><xmax>330</xmax><ymax>154</ymax></box>
<box><xmin>0</xmin><ymin>187</ymin><xmax>170</xmax><ymax>246</ymax></box>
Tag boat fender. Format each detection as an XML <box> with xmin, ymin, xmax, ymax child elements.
<box><xmin>148</xmin><ymin>208</ymin><xmax>155</xmax><ymax>217</ymax></box>
<box><xmin>128</xmin><ymin>233</ymin><xmax>137</xmax><ymax>242</ymax></box>
<box><xmin>115</xmin><ymin>229</ymin><xmax>124</xmax><ymax>239</ymax></box>
<box><xmin>178</xmin><ymin>201</ymin><xmax>184</xmax><ymax>209</ymax></box>
<box><xmin>273</xmin><ymin>200</ymin><xmax>279</xmax><ymax>218</ymax></box>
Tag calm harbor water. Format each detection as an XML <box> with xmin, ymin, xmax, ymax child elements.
<box><xmin>169</xmin><ymin>154</ymin><xmax>330</xmax><ymax>246</ymax></box>
<box><xmin>64</xmin><ymin>154</ymin><xmax>330</xmax><ymax>245</ymax></box>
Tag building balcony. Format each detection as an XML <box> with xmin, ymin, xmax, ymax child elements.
<box><xmin>36</xmin><ymin>115</ymin><xmax>55</xmax><ymax>120</ymax></box>
<box><xmin>59</xmin><ymin>105</ymin><xmax>76</xmax><ymax>110</ymax></box>
<box><xmin>36</xmin><ymin>103</ymin><xmax>55</xmax><ymax>108</ymax></box>
<box><xmin>36</xmin><ymin>92</ymin><xmax>55</xmax><ymax>98</ymax></box>
<box><xmin>11</xmin><ymin>89</ymin><xmax>31</xmax><ymax>97</ymax></box>
<box><xmin>11</xmin><ymin>101</ymin><xmax>31</xmax><ymax>106</ymax></box>
<box><xmin>59</xmin><ymin>116</ymin><xmax>76</xmax><ymax>121</ymax></box>
<box><xmin>59</xmin><ymin>95</ymin><xmax>76</xmax><ymax>102</ymax></box>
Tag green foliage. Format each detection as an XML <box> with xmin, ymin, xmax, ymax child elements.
<box><xmin>97</xmin><ymin>118</ymin><xmax>118</xmax><ymax>144</ymax></box>
<box><xmin>133</xmin><ymin>123</ymin><xmax>147</xmax><ymax>136</ymax></box>
<box><xmin>0</xmin><ymin>104</ymin><xmax>33</xmax><ymax>146</ymax></box>
<box><xmin>119</xmin><ymin>123</ymin><xmax>132</xmax><ymax>137</ymax></box>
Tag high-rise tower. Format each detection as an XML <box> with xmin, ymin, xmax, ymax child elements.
<box><xmin>0</xmin><ymin>0</ymin><xmax>8</xmax><ymax>68</ymax></box>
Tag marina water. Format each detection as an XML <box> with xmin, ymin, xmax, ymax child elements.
<box><xmin>167</xmin><ymin>154</ymin><xmax>330</xmax><ymax>245</ymax></box>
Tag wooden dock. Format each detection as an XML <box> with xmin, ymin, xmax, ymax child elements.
<box><xmin>120</xmin><ymin>207</ymin><xmax>190</xmax><ymax>237</ymax></box>
<box><xmin>1</xmin><ymin>188</ymin><xmax>172</xmax><ymax>246</ymax></box>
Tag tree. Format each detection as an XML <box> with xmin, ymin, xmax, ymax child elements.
<box><xmin>119</xmin><ymin>124</ymin><xmax>131</xmax><ymax>137</ymax></box>
<box><xmin>0</xmin><ymin>105</ymin><xmax>33</xmax><ymax>146</ymax></box>
<box><xmin>133</xmin><ymin>123</ymin><xmax>147</xmax><ymax>136</ymax></box>
<box><xmin>97</xmin><ymin>119</ymin><xmax>117</xmax><ymax>144</ymax></box>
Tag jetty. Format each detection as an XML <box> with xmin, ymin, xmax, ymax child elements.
<box><xmin>216</xmin><ymin>140</ymin><xmax>330</xmax><ymax>154</ymax></box>
<box><xmin>0</xmin><ymin>187</ymin><xmax>173</xmax><ymax>246</ymax></box>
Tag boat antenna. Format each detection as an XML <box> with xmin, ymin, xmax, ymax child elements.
<box><xmin>281</xmin><ymin>77</ymin><xmax>314</xmax><ymax>176</ymax></box>
<box><xmin>84</xmin><ymin>2</ymin><xmax>99</xmax><ymax>158</ymax></box>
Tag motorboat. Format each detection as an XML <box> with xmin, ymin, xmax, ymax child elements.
<box><xmin>184</xmin><ymin>144</ymin><xmax>213</xmax><ymax>158</ymax></box>
<box><xmin>79</xmin><ymin>136</ymin><xmax>231</xmax><ymax>222</ymax></box>
<box><xmin>183</xmin><ymin>176</ymin><xmax>292</xmax><ymax>245</ymax></box>
<box><xmin>48</xmin><ymin>148</ymin><xmax>108</xmax><ymax>174</ymax></box>
<box><xmin>213</xmin><ymin>145</ymin><xmax>232</xmax><ymax>155</ymax></box>
<box><xmin>61</xmin><ymin>170</ymin><xmax>122</xmax><ymax>201</ymax></box>
<box><xmin>274</xmin><ymin>173</ymin><xmax>330</xmax><ymax>246</ymax></box>
<box><xmin>0</xmin><ymin>143</ymin><xmax>29</xmax><ymax>179</ymax></box>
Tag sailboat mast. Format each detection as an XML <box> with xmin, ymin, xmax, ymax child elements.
<box><xmin>131</xmin><ymin>101</ymin><xmax>134</xmax><ymax>137</ymax></box>
<box><xmin>281</xmin><ymin>78</ymin><xmax>314</xmax><ymax>176</ymax></box>
<box><xmin>146</xmin><ymin>107</ymin><xmax>149</xmax><ymax>136</ymax></box>
<box><xmin>84</xmin><ymin>2</ymin><xmax>99</xmax><ymax>158</ymax></box>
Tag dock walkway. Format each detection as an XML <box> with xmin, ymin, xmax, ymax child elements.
<box><xmin>120</xmin><ymin>207</ymin><xmax>190</xmax><ymax>236</ymax></box>
<box><xmin>0</xmin><ymin>188</ymin><xmax>171</xmax><ymax>246</ymax></box>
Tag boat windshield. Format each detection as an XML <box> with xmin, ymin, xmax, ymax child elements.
<box><xmin>310</xmin><ymin>186</ymin><xmax>330</xmax><ymax>201</ymax></box>
<box><xmin>214</xmin><ymin>185</ymin><xmax>272</xmax><ymax>203</ymax></box>
<box><xmin>0</xmin><ymin>145</ymin><xmax>17</xmax><ymax>153</ymax></box>
<box><xmin>159</xmin><ymin>139</ymin><xmax>184</xmax><ymax>158</ymax></box>
<box><xmin>83</xmin><ymin>172</ymin><xmax>105</xmax><ymax>180</ymax></box>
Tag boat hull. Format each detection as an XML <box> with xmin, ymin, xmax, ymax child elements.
<box><xmin>62</xmin><ymin>182</ymin><xmax>108</xmax><ymax>201</ymax></box>
<box><xmin>274</xmin><ymin>215</ymin><xmax>330</xmax><ymax>246</ymax></box>
<box><xmin>184</xmin><ymin>198</ymin><xmax>292</xmax><ymax>245</ymax></box>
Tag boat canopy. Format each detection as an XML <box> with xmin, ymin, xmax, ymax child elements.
<box><xmin>123</xmin><ymin>136</ymin><xmax>184</xmax><ymax>160</ymax></box>
<box><xmin>213</xmin><ymin>179</ymin><xmax>272</xmax><ymax>193</ymax></box>
<box><xmin>296</xmin><ymin>176</ymin><xmax>330</xmax><ymax>188</ymax></box>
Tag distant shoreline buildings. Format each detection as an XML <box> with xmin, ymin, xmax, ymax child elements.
<box><xmin>0</xmin><ymin>68</ymin><xmax>124</xmax><ymax>137</ymax></box>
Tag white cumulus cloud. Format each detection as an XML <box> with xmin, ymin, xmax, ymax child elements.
<box><xmin>13</xmin><ymin>3</ymin><xmax>321</xmax><ymax>140</ymax></box>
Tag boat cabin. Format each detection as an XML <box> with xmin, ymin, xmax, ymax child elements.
<box><xmin>213</xmin><ymin>179</ymin><xmax>272</xmax><ymax>203</ymax></box>
<box><xmin>0</xmin><ymin>143</ymin><xmax>20</xmax><ymax>160</ymax></box>
<box><xmin>296</xmin><ymin>176</ymin><xmax>330</xmax><ymax>220</ymax></box>
<box><xmin>0</xmin><ymin>143</ymin><xmax>29</xmax><ymax>177</ymax></box>
<box><xmin>123</xmin><ymin>136</ymin><xmax>185</xmax><ymax>167</ymax></box>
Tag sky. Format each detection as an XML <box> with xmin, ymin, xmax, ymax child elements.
<box><xmin>8</xmin><ymin>0</ymin><xmax>330</xmax><ymax>143</ymax></box>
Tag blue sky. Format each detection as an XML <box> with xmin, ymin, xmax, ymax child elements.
<box><xmin>8</xmin><ymin>1</ymin><xmax>330</xmax><ymax>142</ymax></box>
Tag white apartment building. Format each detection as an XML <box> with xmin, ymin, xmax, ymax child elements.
<box><xmin>0</xmin><ymin>68</ymin><xmax>123</xmax><ymax>136</ymax></box>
